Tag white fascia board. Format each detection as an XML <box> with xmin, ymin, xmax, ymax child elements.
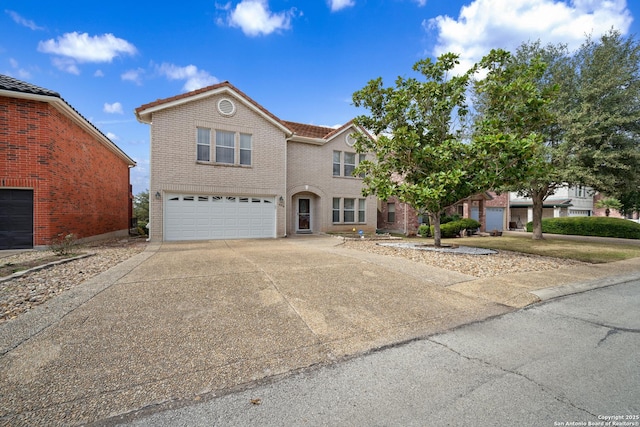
<box><xmin>136</xmin><ymin>86</ymin><xmax>293</xmax><ymax>137</ymax></box>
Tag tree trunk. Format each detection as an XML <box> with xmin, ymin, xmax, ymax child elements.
<box><xmin>531</xmin><ymin>190</ymin><xmax>545</xmax><ymax>240</ymax></box>
<box><xmin>430</xmin><ymin>211</ymin><xmax>442</xmax><ymax>247</ymax></box>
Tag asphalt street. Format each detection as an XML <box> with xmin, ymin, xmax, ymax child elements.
<box><xmin>113</xmin><ymin>279</ymin><xmax>640</xmax><ymax>427</ymax></box>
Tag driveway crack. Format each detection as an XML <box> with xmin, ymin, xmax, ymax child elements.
<box><xmin>426</xmin><ymin>337</ymin><xmax>598</xmax><ymax>419</ymax></box>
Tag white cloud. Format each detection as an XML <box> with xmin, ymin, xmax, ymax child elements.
<box><xmin>427</xmin><ymin>0</ymin><xmax>633</xmax><ymax>73</ymax></box>
<box><xmin>6</xmin><ymin>10</ymin><xmax>44</xmax><ymax>30</ymax></box>
<box><xmin>106</xmin><ymin>132</ymin><xmax>119</xmax><ymax>141</ymax></box>
<box><xmin>156</xmin><ymin>63</ymin><xmax>219</xmax><ymax>92</ymax></box>
<box><xmin>104</xmin><ymin>102</ymin><xmax>124</xmax><ymax>114</ymax></box>
<box><xmin>38</xmin><ymin>32</ymin><xmax>137</xmax><ymax>63</ymax></box>
<box><xmin>121</xmin><ymin>68</ymin><xmax>145</xmax><ymax>85</ymax></box>
<box><xmin>51</xmin><ymin>57</ymin><xmax>80</xmax><ymax>75</ymax></box>
<box><xmin>94</xmin><ymin>69</ymin><xmax>104</xmax><ymax>77</ymax></box>
<box><xmin>328</xmin><ymin>0</ymin><xmax>355</xmax><ymax>12</ymax></box>
<box><xmin>7</xmin><ymin>58</ymin><xmax>31</xmax><ymax>79</ymax></box>
<box><xmin>228</xmin><ymin>0</ymin><xmax>295</xmax><ymax>36</ymax></box>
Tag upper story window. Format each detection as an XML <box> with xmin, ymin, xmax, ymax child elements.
<box><xmin>197</xmin><ymin>127</ymin><xmax>252</xmax><ymax>166</ymax></box>
<box><xmin>240</xmin><ymin>133</ymin><xmax>252</xmax><ymax>165</ymax></box>
<box><xmin>333</xmin><ymin>150</ymin><xmax>364</xmax><ymax>178</ymax></box>
<box><xmin>197</xmin><ymin>128</ymin><xmax>211</xmax><ymax>162</ymax></box>
<box><xmin>216</xmin><ymin>130</ymin><xmax>235</xmax><ymax>164</ymax></box>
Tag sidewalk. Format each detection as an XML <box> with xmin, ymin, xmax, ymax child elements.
<box><xmin>1</xmin><ymin>236</ymin><xmax>639</xmax><ymax>425</ymax></box>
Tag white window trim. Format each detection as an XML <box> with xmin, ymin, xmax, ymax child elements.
<box><xmin>333</xmin><ymin>150</ymin><xmax>365</xmax><ymax>178</ymax></box>
<box><xmin>196</xmin><ymin>126</ymin><xmax>253</xmax><ymax>167</ymax></box>
<box><xmin>332</xmin><ymin>197</ymin><xmax>366</xmax><ymax>224</ymax></box>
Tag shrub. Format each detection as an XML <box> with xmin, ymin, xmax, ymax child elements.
<box><xmin>526</xmin><ymin>217</ymin><xmax>640</xmax><ymax>239</ymax></box>
<box><xmin>458</xmin><ymin>218</ymin><xmax>481</xmax><ymax>231</ymax></box>
<box><xmin>49</xmin><ymin>233</ymin><xmax>79</xmax><ymax>256</ymax></box>
<box><xmin>440</xmin><ymin>222</ymin><xmax>462</xmax><ymax>238</ymax></box>
<box><xmin>418</xmin><ymin>224</ymin><xmax>431</xmax><ymax>237</ymax></box>
<box><xmin>440</xmin><ymin>213</ymin><xmax>461</xmax><ymax>224</ymax></box>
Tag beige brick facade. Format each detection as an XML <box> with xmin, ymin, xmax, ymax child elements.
<box><xmin>136</xmin><ymin>82</ymin><xmax>376</xmax><ymax>241</ymax></box>
<box><xmin>286</xmin><ymin>130</ymin><xmax>376</xmax><ymax>236</ymax></box>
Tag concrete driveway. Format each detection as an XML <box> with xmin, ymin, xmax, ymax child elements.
<box><xmin>0</xmin><ymin>236</ymin><xmax>515</xmax><ymax>425</ymax></box>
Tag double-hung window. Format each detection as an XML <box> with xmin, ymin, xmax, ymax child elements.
<box><xmin>343</xmin><ymin>198</ymin><xmax>355</xmax><ymax>222</ymax></box>
<box><xmin>333</xmin><ymin>151</ymin><xmax>341</xmax><ymax>176</ymax></box>
<box><xmin>216</xmin><ymin>130</ymin><xmax>235</xmax><ymax>164</ymax></box>
<box><xmin>197</xmin><ymin>128</ymin><xmax>211</xmax><ymax>161</ymax></box>
<box><xmin>344</xmin><ymin>153</ymin><xmax>356</xmax><ymax>177</ymax></box>
<box><xmin>358</xmin><ymin>199</ymin><xmax>366</xmax><ymax>222</ymax></box>
<box><xmin>240</xmin><ymin>133</ymin><xmax>252</xmax><ymax>165</ymax></box>
<box><xmin>332</xmin><ymin>198</ymin><xmax>340</xmax><ymax>222</ymax></box>
<box><xmin>387</xmin><ymin>202</ymin><xmax>396</xmax><ymax>222</ymax></box>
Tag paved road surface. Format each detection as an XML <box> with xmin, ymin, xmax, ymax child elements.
<box><xmin>113</xmin><ymin>279</ymin><xmax>640</xmax><ymax>426</ymax></box>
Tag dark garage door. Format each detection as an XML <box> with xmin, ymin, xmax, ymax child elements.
<box><xmin>0</xmin><ymin>189</ymin><xmax>34</xmax><ymax>249</ymax></box>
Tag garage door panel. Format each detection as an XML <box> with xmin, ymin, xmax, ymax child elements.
<box><xmin>165</xmin><ymin>194</ymin><xmax>275</xmax><ymax>241</ymax></box>
<box><xmin>0</xmin><ymin>189</ymin><xmax>34</xmax><ymax>249</ymax></box>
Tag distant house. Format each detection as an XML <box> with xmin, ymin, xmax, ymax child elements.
<box><xmin>509</xmin><ymin>185</ymin><xmax>595</xmax><ymax>229</ymax></box>
<box><xmin>135</xmin><ymin>81</ymin><xmax>376</xmax><ymax>241</ymax></box>
<box><xmin>0</xmin><ymin>74</ymin><xmax>136</xmax><ymax>249</ymax></box>
<box><xmin>377</xmin><ymin>185</ymin><xmax>608</xmax><ymax>235</ymax></box>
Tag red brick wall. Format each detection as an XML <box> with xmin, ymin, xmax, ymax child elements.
<box><xmin>377</xmin><ymin>197</ymin><xmax>420</xmax><ymax>235</ymax></box>
<box><xmin>1</xmin><ymin>96</ymin><xmax>131</xmax><ymax>246</ymax></box>
<box><xmin>486</xmin><ymin>191</ymin><xmax>508</xmax><ymax>207</ymax></box>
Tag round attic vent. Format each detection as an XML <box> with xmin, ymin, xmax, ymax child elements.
<box><xmin>218</xmin><ymin>98</ymin><xmax>236</xmax><ymax>116</ymax></box>
<box><xmin>345</xmin><ymin>133</ymin><xmax>357</xmax><ymax>147</ymax></box>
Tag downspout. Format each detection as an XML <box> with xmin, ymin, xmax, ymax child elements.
<box><xmin>283</xmin><ymin>132</ymin><xmax>288</xmax><ymax>237</ymax></box>
<box><xmin>404</xmin><ymin>202</ymin><xmax>408</xmax><ymax>236</ymax></box>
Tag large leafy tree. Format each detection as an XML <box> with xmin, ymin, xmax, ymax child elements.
<box><xmin>476</xmin><ymin>31</ymin><xmax>640</xmax><ymax>240</ymax></box>
<box><xmin>353</xmin><ymin>53</ymin><xmax>541</xmax><ymax>246</ymax></box>
<box><xmin>564</xmin><ymin>30</ymin><xmax>640</xmax><ymax>211</ymax></box>
<box><xmin>473</xmin><ymin>42</ymin><xmax>570</xmax><ymax>240</ymax></box>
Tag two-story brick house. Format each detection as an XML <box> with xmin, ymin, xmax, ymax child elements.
<box><xmin>135</xmin><ymin>82</ymin><xmax>376</xmax><ymax>242</ymax></box>
<box><xmin>0</xmin><ymin>74</ymin><xmax>136</xmax><ymax>249</ymax></box>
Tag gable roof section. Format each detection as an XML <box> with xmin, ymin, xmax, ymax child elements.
<box><xmin>0</xmin><ymin>74</ymin><xmax>135</xmax><ymax>166</ymax></box>
<box><xmin>135</xmin><ymin>81</ymin><xmax>292</xmax><ymax>135</ymax></box>
<box><xmin>285</xmin><ymin>119</ymin><xmax>374</xmax><ymax>145</ymax></box>
<box><xmin>135</xmin><ymin>81</ymin><xmax>373</xmax><ymax>146</ymax></box>
<box><xmin>282</xmin><ymin>121</ymin><xmax>336</xmax><ymax>140</ymax></box>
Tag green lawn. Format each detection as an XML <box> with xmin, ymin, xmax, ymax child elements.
<box><xmin>436</xmin><ymin>234</ymin><xmax>640</xmax><ymax>263</ymax></box>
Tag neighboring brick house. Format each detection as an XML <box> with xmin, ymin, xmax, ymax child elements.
<box><xmin>377</xmin><ymin>197</ymin><xmax>421</xmax><ymax>236</ymax></box>
<box><xmin>134</xmin><ymin>81</ymin><xmax>376</xmax><ymax>242</ymax></box>
<box><xmin>0</xmin><ymin>74</ymin><xmax>136</xmax><ymax>250</ymax></box>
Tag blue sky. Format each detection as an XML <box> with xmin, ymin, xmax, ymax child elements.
<box><xmin>2</xmin><ymin>0</ymin><xmax>639</xmax><ymax>195</ymax></box>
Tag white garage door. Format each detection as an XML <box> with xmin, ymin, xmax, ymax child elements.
<box><xmin>165</xmin><ymin>194</ymin><xmax>276</xmax><ymax>241</ymax></box>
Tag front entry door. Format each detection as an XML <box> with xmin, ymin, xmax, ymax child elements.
<box><xmin>297</xmin><ymin>198</ymin><xmax>311</xmax><ymax>232</ymax></box>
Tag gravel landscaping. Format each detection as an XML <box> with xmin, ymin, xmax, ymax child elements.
<box><xmin>0</xmin><ymin>238</ymin><xmax>147</xmax><ymax>323</ymax></box>
<box><xmin>343</xmin><ymin>239</ymin><xmax>586</xmax><ymax>278</ymax></box>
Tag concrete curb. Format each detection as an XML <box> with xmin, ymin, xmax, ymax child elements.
<box><xmin>530</xmin><ymin>271</ymin><xmax>640</xmax><ymax>301</ymax></box>
<box><xmin>0</xmin><ymin>243</ymin><xmax>161</xmax><ymax>356</ymax></box>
